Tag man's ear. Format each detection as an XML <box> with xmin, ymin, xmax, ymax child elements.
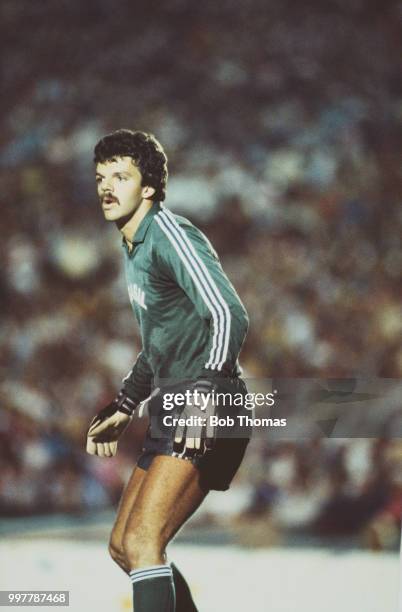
<box><xmin>142</xmin><ymin>185</ymin><xmax>156</xmax><ymax>200</ymax></box>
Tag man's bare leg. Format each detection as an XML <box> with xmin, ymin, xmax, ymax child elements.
<box><xmin>109</xmin><ymin>456</ymin><xmax>206</xmax><ymax>611</ymax></box>
<box><xmin>121</xmin><ymin>456</ymin><xmax>206</xmax><ymax>611</ymax></box>
<box><xmin>109</xmin><ymin>465</ymin><xmax>147</xmax><ymax>573</ymax></box>
<box><xmin>123</xmin><ymin>456</ymin><xmax>207</xmax><ymax>569</ymax></box>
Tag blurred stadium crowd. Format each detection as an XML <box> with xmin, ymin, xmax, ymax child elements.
<box><xmin>1</xmin><ymin>0</ymin><xmax>401</xmax><ymax>544</ymax></box>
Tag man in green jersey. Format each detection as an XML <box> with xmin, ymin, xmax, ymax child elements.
<box><xmin>86</xmin><ymin>129</ymin><xmax>249</xmax><ymax>612</ymax></box>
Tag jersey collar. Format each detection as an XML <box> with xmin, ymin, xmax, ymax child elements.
<box><xmin>121</xmin><ymin>202</ymin><xmax>161</xmax><ymax>251</ymax></box>
<box><xmin>133</xmin><ymin>201</ymin><xmax>161</xmax><ymax>244</ymax></box>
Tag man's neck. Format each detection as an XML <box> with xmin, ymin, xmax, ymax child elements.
<box><xmin>118</xmin><ymin>199</ymin><xmax>154</xmax><ymax>251</ymax></box>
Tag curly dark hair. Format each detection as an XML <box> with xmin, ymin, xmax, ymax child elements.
<box><xmin>94</xmin><ymin>129</ymin><xmax>168</xmax><ymax>201</ymax></box>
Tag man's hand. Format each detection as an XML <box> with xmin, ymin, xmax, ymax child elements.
<box><xmin>86</xmin><ymin>392</ymin><xmax>135</xmax><ymax>457</ymax></box>
<box><xmin>173</xmin><ymin>380</ymin><xmax>217</xmax><ymax>456</ymax></box>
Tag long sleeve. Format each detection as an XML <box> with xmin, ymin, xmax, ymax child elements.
<box><xmin>122</xmin><ymin>350</ymin><xmax>153</xmax><ymax>404</ymax></box>
<box><xmin>154</xmin><ymin>210</ymin><xmax>249</xmax><ymax>378</ymax></box>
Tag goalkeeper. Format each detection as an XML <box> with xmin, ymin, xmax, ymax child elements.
<box><xmin>87</xmin><ymin>129</ymin><xmax>250</xmax><ymax>612</ymax></box>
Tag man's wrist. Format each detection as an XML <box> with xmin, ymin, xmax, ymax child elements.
<box><xmin>116</xmin><ymin>390</ymin><xmax>137</xmax><ymax>416</ymax></box>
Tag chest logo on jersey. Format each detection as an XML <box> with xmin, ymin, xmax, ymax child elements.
<box><xmin>128</xmin><ymin>283</ymin><xmax>147</xmax><ymax>310</ymax></box>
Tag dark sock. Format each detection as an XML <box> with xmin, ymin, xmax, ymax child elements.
<box><xmin>130</xmin><ymin>565</ymin><xmax>175</xmax><ymax>612</ymax></box>
<box><xmin>171</xmin><ymin>562</ymin><xmax>198</xmax><ymax>612</ymax></box>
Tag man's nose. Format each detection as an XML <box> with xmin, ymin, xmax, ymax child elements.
<box><xmin>101</xmin><ymin>180</ymin><xmax>114</xmax><ymax>193</ymax></box>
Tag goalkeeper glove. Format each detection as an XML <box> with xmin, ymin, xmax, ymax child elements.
<box><xmin>86</xmin><ymin>390</ymin><xmax>137</xmax><ymax>457</ymax></box>
<box><xmin>173</xmin><ymin>380</ymin><xmax>217</xmax><ymax>457</ymax></box>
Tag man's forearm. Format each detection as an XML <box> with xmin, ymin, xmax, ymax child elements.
<box><xmin>122</xmin><ymin>351</ymin><xmax>153</xmax><ymax>405</ymax></box>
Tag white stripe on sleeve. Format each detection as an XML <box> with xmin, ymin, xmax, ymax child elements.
<box><xmin>156</xmin><ymin>209</ymin><xmax>231</xmax><ymax>370</ymax></box>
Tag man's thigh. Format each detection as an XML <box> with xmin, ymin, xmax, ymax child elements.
<box><xmin>124</xmin><ymin>455</ymin><xmax>207</xmax><ymax>545</ymax></box>
<box><xmin>110</xmin><ymin>464</ymin><xmax>147</xmax><ymax>548</ymax></box>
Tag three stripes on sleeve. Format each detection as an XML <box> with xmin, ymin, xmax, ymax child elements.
<box><xmin>155</xmin><ymin>206</ymin><xmax>231</xmax><ymax>373</ymax></box>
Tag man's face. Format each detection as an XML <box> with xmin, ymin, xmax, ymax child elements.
<box><xmin>95</xmin><ymin>156</ymin><xmax>147</xmax><ymax>222</ymax></box>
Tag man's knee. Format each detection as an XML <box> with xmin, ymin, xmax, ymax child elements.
<box><xmin>109</xmin><ymin>536</ymin><xmax>128</xmax><ymax>571</ymax></box>
<box><xmin>123</xmin><ymin>527</ymin><xmax>165</xmax><ymax>569</ymax></box>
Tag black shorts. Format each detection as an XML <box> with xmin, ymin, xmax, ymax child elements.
<box><xmin>137</xmin><ymin>378</ymin><xmax>251</xmax><ymax>491</ymax></box>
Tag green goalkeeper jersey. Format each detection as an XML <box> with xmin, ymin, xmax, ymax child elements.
<box><xmin>121</xmin><ymin>202</ymin><xmax>249</xmax><ymax>405</ymax></box>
